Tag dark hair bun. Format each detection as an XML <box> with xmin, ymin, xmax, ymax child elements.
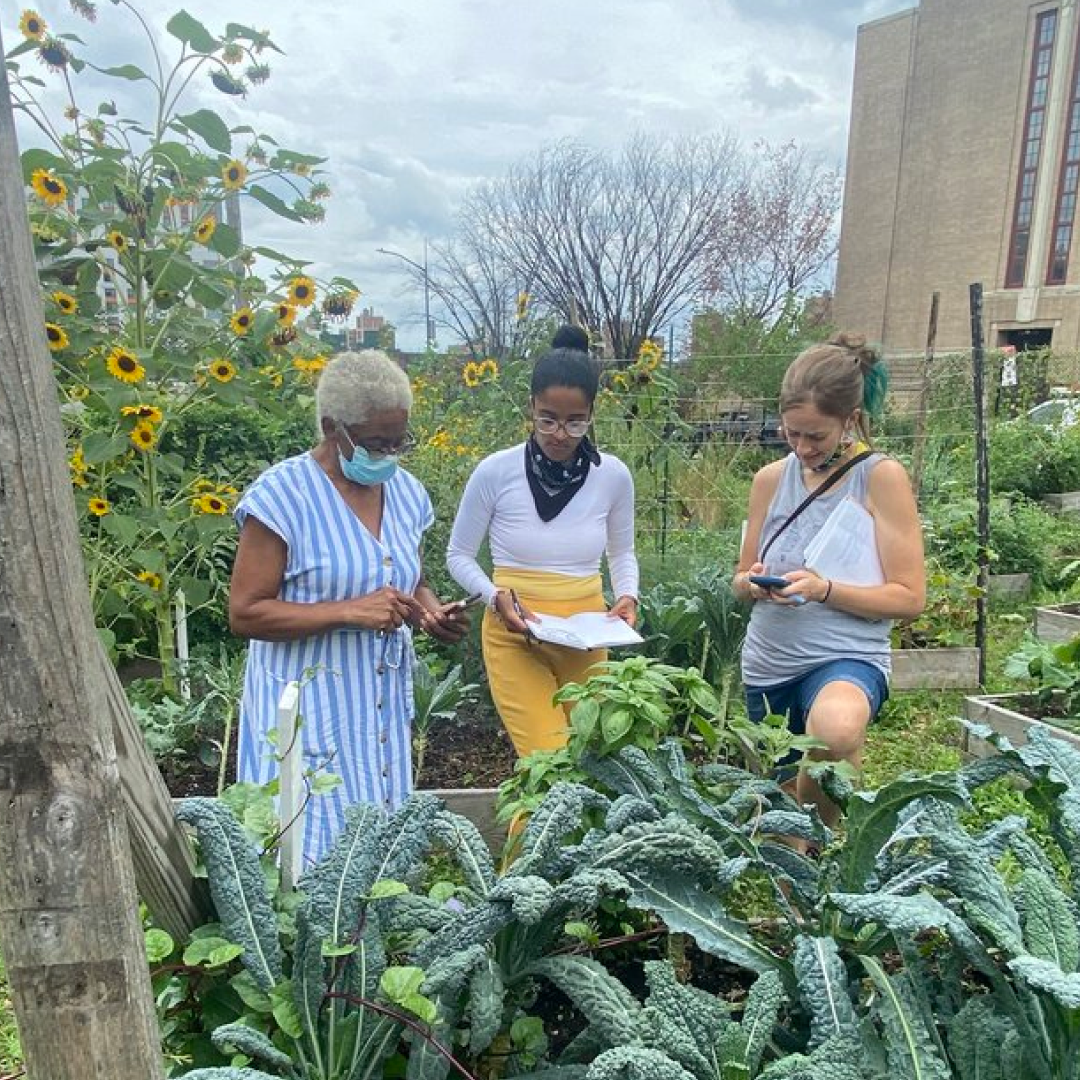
<box><xmin>552</xmin><ymin>324</ymin><xmax>590</xmax><ymax>352</ymax></box>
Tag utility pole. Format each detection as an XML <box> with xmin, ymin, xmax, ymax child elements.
<box><xmin>376</xmin><ymin>245</ymin><xmax>436</xmax><ymax>350</ymax></box>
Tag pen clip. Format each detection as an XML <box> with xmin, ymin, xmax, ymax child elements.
<box><xmin>510</xmin><ymin>588</ymin><xmax>536</xmax><ymax>643</ymax></box>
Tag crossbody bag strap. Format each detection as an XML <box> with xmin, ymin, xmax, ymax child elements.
<box><xmin>759</xmin><ymin>450</ymin><xmax>874</xmax><ymax>564</ymax></box>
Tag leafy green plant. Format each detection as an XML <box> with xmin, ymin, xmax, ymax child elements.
<box><xmin>412</xmin><ymin>659</ymin><xmax>479</xmax><ymax>787</ymax></box>
<box><xmin>894</xmin><ymin>558</ymin><xmax>981</xmax><ymax>648</ymax></box>
<box><xmin>1005</xmin><ymin>634</ymin><xmax>1080</xmax><ymax>729</ymax></box>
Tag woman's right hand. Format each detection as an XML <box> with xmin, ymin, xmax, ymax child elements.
<box><xmin>745</xmin><ymin>562</ymin><xmax>773</xmax><ymax>602</ymax></box>
<box><xmin>492</xmin><ymin>589</ymin><xmax>537</xmax><ymax>635</ymax></box>
<box><xmin>344</xmin><ymin>586</ymin><xmax>422</xmax><ymax>632</ymax></box>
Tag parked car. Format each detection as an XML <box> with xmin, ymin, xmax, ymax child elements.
<box><xmin>1027</xmin><ymin>394</ymin><xmax>1080</xmax><ymax>430</ymax></box>
<box><xmin>689</xmin><ymin>410</ymin><xmax>786</xmax><ymax>450</ymax></box>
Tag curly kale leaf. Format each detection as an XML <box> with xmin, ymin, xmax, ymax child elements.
<box><xmin>529</xmin><ymin>955</ymin><xmax>642</xmax><ymax>1045</ymax></box>
<box><xmin>793</xmin><ymin>936</ymin><xmax>858</xmax><ymax>1049</ymax></box>
<box><xmin>1016</xmin><ymin>867</ymin><xmax>1079</xmax><ymax>971</ymax></box>
<box><xmin>431</xmin><ymin>808</ymin><xmax>497</xmax><ymax>896</ymax></box>
<box><xmin>210</xmin><ymin>1022</ymin><xmax>297</xmax><ymax>1075</ymax></box>
<box><xmin>175</xmin><ymin>797</ymin><xmax>282</xmax><ymax>991</ymax></box>
<box><xmin>587</xmin><ymin>1045</ymin><xmax>698</xmax><ymax>1080</ymax></box>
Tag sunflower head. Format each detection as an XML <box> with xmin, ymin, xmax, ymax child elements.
<box><xmin>193</xmin><ymin>492</ymin><xmax>229</xmax><ymax>515</ymax></box>
<box><xmin>106</xmin><ymin>346</ymin><xmax>145</xmax><ymax>384</ymax></box>
<box><xmin>52</xmin><ymin>290</ymin><xmax>78</xmax><ymax>314</ymax></box>
<box><xmin>129</xmin><ymin>421</ymin><xmax>156</xmax><ymax>451</ymax></box>
<box><xmin>221</xmin><ymin>159</ymin><xmax>248</xmax><ymax>190</ymax></box>
<box><xmin>120</xmin><ymin>403</ymin><xmax>163</xmax><ymax>423</ymax></box>
<box><xmin>107</xmin><ymin>230</ymin><xmax>128</xmax><ymax>253</ymax></box>
<box><xmin>478</xmin><ymin>358</ymin><xmax>499</xmax><ymax>379</ymax></box>
<box><xmin>246</xmin><ymin>62</ymin><xmax>271</xmax><ymax>85</ymax></box>
<box><xmin>45</xmin><ymin>322</ymin><xmax>69</xmax><ymax>352</ymax></box>
<box><xmin>88</xmin><ymin>496</ymin><xmax>110</xmax><ymax>517</ymax></box>
<box><xmin>287</xmin><ymin>276</ymin><xmax>316</xmax><ymax>307</ymax></box>
<box><xmin>209</xmin><ymin>358</ymin><xmax>237</xmax><ymax>383</ymax></box>
<box><xmin>516</xmin><ymin>291</ymin><xmax>530</xmax><ymax>321</ymax></box>
<box><xmin>230</xmin><ymin>307</ymin><xmax>253</xmax><ymax>335</ymax></box>
<box><xmin>194</xmin><ymin>217</ymin><xmax>216</xmax><ymax>244</ymax></box>
<box><xmin>31</xmin><ymin>168</ymin><xmax>67</xmax><ymax>207</ymax></box>
<box><xmin>137</xmin><ymin>570</ymin><xmax>163</xmax><ymax>590</ymax></box>
<box><xmin>271</xmin><ymin>326</ymin><xmax>297</xmax><ymax>349</ymax></box>
<box><xmin>37</xmin><ymin>37</ymin><xmax>72</xmax><ymax>72</ymax></box>
<box><xmin>221</xmin><ymin>42</ymin><xmax>245</xmax><ymax>65</ymax></box>
<box><xmin>321</xmin><ymin>289</ymin><xmax>359</xmax><ymax>320</ymax></box>
<box><xmin>275</xmin><ymin>302</ymin><xmax>297</xmax><ymax>327</ymax></box>
<box><xmin>462</xmin><ymin>361</ymin><xmax>481</xmax><ymax>389</ymax></box>
<box><xmin>19</xmin><ymin>10</ymin><xmax>47</xmax><ymax>40</ymax></box>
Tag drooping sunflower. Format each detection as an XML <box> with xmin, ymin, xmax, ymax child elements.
<box><xmin>88</xmin><ymin>496</ymin><xmax>111</xmax><ymax>517</ymax></box>
<box><xmin>287</xmin><ymin>276</ymin><xmax>316</xmax><ymax>307</ymax></box>
<box><xmin>31</xmin><ymin>168</ymin><xmax>67</xmax><ymax>207</ymax></box>
<box><xmin>107</xmin><ymin>230</ymin><xmax>128</xmax><ymax>253</ymax></box>
<box><xmin>19</xmin><ymin>10</ymin><xmax>47</xmax><ymax>40</ymax></box>
<box><xmin>37</xmin><ymin>37</ymin><xmax>72</xmax><ymax>72</ymax></box>
<box><xmin>221</xmin><ymin>42</ymin><xmax>244</xmax><ymax>65</ymax></box>
<box><xmin>274</xmin><ymin>301</ymin><xmax>297</xmax><ymax>327</ymax></box>
<box><xmin>209</xmin><ymin>358</ymin><xmax>237</xmax><ymax>383</ymax></box>
<box><xmin>120</xmin><ymin>403</ymin><xmax>163</xmax><ymax>423</ymax></box>
<box><xmin>129</xmin><ymin>421</ymin><xmax>156</xmax><ymax>452</ymax></box>
<box><xmin>462</xmin><ymin>361</ymin><xmax>482</xmax><ymax>389</ymax></box>
<box><xmin>137</xmin><ymin>570</ymin><xmax>163</xmax><ymax>590</ymax></box>
<box><xmin>221</xmin><ymin>159</ymin><xmax>248</xmax><ymax>190</ymax></box>
<box><xmin>321</xmin><ymin>289</ymin><xmax>359</xmax><ymax>320</ymax></box>
<box><xmin>45</xmin><ymin>322</ymin><xmax>68</xmax><ymax>352</ymax></box>
<box><xmin>106</xmin><ymin>346</ymin><xmax>145</xmax><ymax>384</ymax></box>
<box><xmin>194</xmin><ymin>216</ymin><xmax>216</xmax><ymax>244</ymax></box>
<box><xmin>193</xmin><ymin>492</ymin><xmax>229</xmax><ymax>515</ymax></box>
<box><xmin>229</xmin><ymin>307</ymin><xmax>253</xmax><ymax>335</ymax></box>
<box><xmin>52</xmin><ymin>290</ymin><xmax>78</xmax><ymax>314</ymax></box>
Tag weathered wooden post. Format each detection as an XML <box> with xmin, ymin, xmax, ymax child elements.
<box><xmin>0</xmin><ymin>26</ymin><xmax>171</xmax><ymax>1078</ymax></box>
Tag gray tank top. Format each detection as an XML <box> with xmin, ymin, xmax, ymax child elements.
<box><xmin>740</xmin><ymin>452</ymin><xmax>891</xmax><ymax>687</ymax></box>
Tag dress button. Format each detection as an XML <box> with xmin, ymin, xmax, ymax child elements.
<box><xmin>376</xmin><ymin>700</ymin><xmax>382</xmax><ymax>709</ymax></box>
<box><xmin>382</xmin><ymin>766</ymin><xmax>389</xmax><ymax>777</ymax></box>
<box><xmin>383</xmin><ymin>555</ymin><xmax>393</xmax><ymax>566</ymax></box>
<box><xmin>380</xmin><ymin>732</ymin><xmax>388</xmax><ymax>744</ymax></box>
<box><xmin>376</xmin><ymin>665</ymin><xmax>385</xmax><ymax>675</ymax></box>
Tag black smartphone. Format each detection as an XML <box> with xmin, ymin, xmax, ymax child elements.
<box><xmin>748</xmin><ymin>574</ymin><xmax>790</xmax><ymax>590</ymax></box>
<box><xmin>452</xmin><ymin>592</ymin><xmax>484</xmax><ymax>609</ymax></box>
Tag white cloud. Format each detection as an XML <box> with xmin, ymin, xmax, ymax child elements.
<box><xmin>5</xmin><ymin>0</ymin><xmax>905</xmax><ymax>346</ymax></box>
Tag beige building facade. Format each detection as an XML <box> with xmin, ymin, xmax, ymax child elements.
<box><xmin>835</xmin><ymin>0</ymin><xmax>1080</xmax><ymax>354</ymax></box>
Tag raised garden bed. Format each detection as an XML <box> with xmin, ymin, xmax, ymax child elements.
<box><xmin>988</xmin><ymin>572</ymin><xmax>1031</xmax><ymax>600</ymax></box>
<box><xmin>1034</xmin><ymin>602</ymin><xmax>1080</xmax><ymax>644</ymax></box>
<box><xmin>962</xmin><ymin>690</ymin><xmax>1080</xmax><ymax>758</ymax></box>
<box><xmin>1041</xmin><ymin>491</ymin><xmax>1080</xmax><ymax>513</ymax></box>
<box><xmin>891</xmin><ymin>647</ymin><xmax>981</xmax><ymax>690</ymax></box>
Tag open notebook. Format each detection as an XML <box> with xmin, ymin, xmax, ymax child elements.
<box><xmin>528</xmin><ymin>611</ymin><xmax>644</xmax><ymax>651</ymax></box>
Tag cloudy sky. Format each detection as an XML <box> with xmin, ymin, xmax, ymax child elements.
<box><xmin>5</xmin><ymin>0</ymin><xmax>911</xmax><ymax>348</ymax></box>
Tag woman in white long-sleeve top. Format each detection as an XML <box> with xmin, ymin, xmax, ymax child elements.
<box><xmin>446</xmin><ymin>328</ymin><xmax>639</xmax><ymax>757</ymax></box>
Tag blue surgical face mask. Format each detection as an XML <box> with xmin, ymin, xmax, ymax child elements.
<box><xmin>338</xmin><ymin>426</ymin><xmax>399</xmax><ymax>486</ymax></box>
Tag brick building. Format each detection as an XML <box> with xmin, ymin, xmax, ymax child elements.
<box><xmin>836</xmin><ymin>0</ymin><xmax>1080</xmax><ymax>355</ymax></box>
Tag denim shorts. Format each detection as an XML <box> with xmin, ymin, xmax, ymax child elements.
<box><xmin>744</xmin><ymin>659</ymin><xmax>889</xmax><ymax>774</ymax></box>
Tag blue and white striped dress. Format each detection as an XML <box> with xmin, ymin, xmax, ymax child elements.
<box><xmin>234</xmin><ymin>452</ymin><xmax>434</xmax><ymax>863</ymax></box>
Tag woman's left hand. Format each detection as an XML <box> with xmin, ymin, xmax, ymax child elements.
<box><xmin>771</xmin><ymin>569</ymin><xmax>829</xmax><ymax>605</ymax></box>
<box><xmin>419</xmin><ymin>602</ymin><xmax>471</xmax><ymax>643</ymax></box>
<box><xmin>608</xmin><ymin>595</ymin><xmax>639</xmax><ymax>627</ymax></box>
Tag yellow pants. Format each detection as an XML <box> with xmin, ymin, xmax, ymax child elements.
<box><xmin>483</xmin><ymin>569</ymin><xmax>608</xmax><ymax>757</ymax></box>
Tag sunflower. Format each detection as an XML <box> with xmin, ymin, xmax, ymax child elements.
<box><xmin>106</xmin><ymin>346</ymin><xmax>145</xmax><ymax>384</ymax></box>
<box><xmin>45</xmin><ymin>322</ymin><xmax>68</xmax><ymax>352</ymax></box>
<box><xmin>258</xmin><ymin>364</ymin><xmax>284</xmax><ymax>388</ymax></box>
<box><xmin>193</xmin><ymin>492</ymin><xmax>229</xmax><ymax>515</ymax></box>
<box><xmin>30</xmin><ymin>168</ymin><xmax>67</xmax><ymax>207</ymax></box>
<box><xmin>193</xmin><ymin>478</ymin><xmax>216</xmax><ymax>492</ymax></box>
<box><xmin>287</xmin><ymin>276</ymin><xmax>316</xmax><ymax>307</ymax></box>
<box><xmin>68</xmin><ymin>384</ymin><xmax>90</xmax><ymax>401</ymax></box>
<box><xmin>229</xmin><ymin>307</ymin><xmax>253</xmax><ymax>335</ymax></box>
<box><xmin>274</xmin><ymin>301</ymin><xmax>296</xmax><ymax>327</ymax></box>
<box><xmin>129</xmin><ymin>421</ymin><xmax>156</xmax><ymax>452</ymax></box>
<box><xmin>194</xmin><ymin>217</ymin><xmax>216</xmax><ymax>244</ymax></box>
<box><xmin>209</xmin><ymin>358</ymin><xmax>237</xmax><ymax>383</ymax></box>
<box><xmin>88</xmin><ymin>496</ymin><xmax>111</xmax><ymax>517</ymax></box>
<box><xmin>516</xmin><ymin>291</ymin><xmax>530</xmax><ymax>321</ymax></box>
<box><xmin>107</xmin><ymin>230</ymin><xmax>128</xmax><ymax>253</ymax></box>
<box><xmin>462</xmin><ymin>361</ymin><xmax>481</xmax><ymax>389</ymax></box>
<box><xmin>137</xmin><ymin>570</ymin><xmax>162</xmax><ymax>590</ymax></box>
<box><xmin>221</xmin><ymin>42</ymin><xmax>244</xmax><ymax>65</ymax></box>
<box><xmin>19</xmin><ymin>10</ymin><xmax>47</xmax><ymax>40</ymax></box>
<box><xmin>37</xmin><ymin>37</ymin><xmax>72</xmax><ymax>71</ymax></box>
<box><xmin>321</xmin><ymin>289</ymin><xmax>359</xmax><ymax>320</ymax></box>
<box><xmin>478</xmin><ymin>358</ymin><xmax>499</xmax><ymax>379</ymax></box>
<box><xmin>52</xmin><ymin>290</ymin><xmax>78</xmax><ymax>314</ymax></box>
<box><xmin>221</xmin><ymin>159</ymin><xmax>248</xmax><ymax>190</ymax></box>
<box><xmin>637</xmin><ymin>339</ymin><xmax>663</xmax><ymax>371</ymax></box>
<box><xmin>120</xmin><ymin>403</ymin><xmax>163</xmax><ymax>423</ymax></box>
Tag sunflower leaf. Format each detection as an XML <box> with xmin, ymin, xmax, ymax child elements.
<box><xmin>175</xmin><ymin>109</ymin><xmax>232</xmax><ymax>154</ymax></box>
<box><xmin>167</xmin><ymin>10</ymin><xmax>218</xmax><ymax>54</ymax></box>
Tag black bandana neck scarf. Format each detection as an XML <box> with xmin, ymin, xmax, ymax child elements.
<box><xmin>524</xmin><ymin>434</ymin><xmax>601</xmax><ymax>522</ymax></box>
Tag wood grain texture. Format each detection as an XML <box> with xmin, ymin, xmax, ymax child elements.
<box><xmin>0</xmin><ymin>26</ymin><xmax>197</xmax><ymax>1078</ymax></box>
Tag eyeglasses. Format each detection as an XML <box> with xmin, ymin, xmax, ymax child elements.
<box><xmin>338</xmin><ymin>424</ymin><xmax>416</xmax><ymax>459</ymax></box>
<box><xmin>534</xmin><ymin>416</ymin><xmax>591</xmax><ymax>438</ymax></box>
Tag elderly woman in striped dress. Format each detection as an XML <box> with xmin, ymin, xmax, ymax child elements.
<box><xmin>229</xmin><ymin>350</ymin><xmax>469</xmax><ymax>863</ymax></box>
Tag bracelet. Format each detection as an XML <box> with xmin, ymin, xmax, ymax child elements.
<box><xmin>821</xmin><ymin>579</ymin><xmax>833</xmax><ymax>603</ymax></box>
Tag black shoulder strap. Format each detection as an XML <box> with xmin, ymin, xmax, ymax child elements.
<box><xmin>759</xmin><ymin>450</ymin><xmax>874</xmax><ymax>564</ymax></box>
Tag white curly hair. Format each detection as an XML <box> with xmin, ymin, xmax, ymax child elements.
<box><xmin>315</xmin><ymin>350</ymin><xmax>412</xmax><ymax>433</ymax></box>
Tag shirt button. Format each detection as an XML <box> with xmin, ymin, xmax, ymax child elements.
<box><xmin>382</xmin><ymin>766</ymin><xmax>389</xmax><ymax>777</ymax></box>
<box><xmin>383</xmin><ymin>555</ymin><xmax>393</xmax><ymax>566</ymax></box>
<box><xmin>376</xmin><ymin>700</ymin><xmax>382</xmax><ymax>709</ymax></box>
<box><xmin>380</xmin><ymin>733</ymin><xmax>388</xmax><ymax>744</ymax></box>
<box><xmin>376</xmin><ymin>665</ymin><xmax>385</xmax><ymax>675</ymax></box>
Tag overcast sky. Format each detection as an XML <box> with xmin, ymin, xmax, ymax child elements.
<box><xmin>5</xmin><ymin>0</ymin><xmax>911</xmax><ymax>349</ymax></box>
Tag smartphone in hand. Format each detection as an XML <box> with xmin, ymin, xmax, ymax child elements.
<box><xmin>452</xmin><ymin>592</ymin><xmax>484</xmax><ymax>610</ymax></box>
<box><xmin>748</xmin><ymin>574</ymin><xmax>790</xmax><ymax>590</ymax></box>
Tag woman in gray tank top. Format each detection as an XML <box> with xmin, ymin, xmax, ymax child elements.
<box><xmin>732</xmin><ymin>332</ymin><xmax>925</xmax><ymax>827</ymax></box>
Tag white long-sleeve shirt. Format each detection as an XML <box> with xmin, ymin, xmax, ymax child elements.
<box><xmin>446</xmin><ymin>443</ymin><xmax>639</xmax><ymax>606</ymax></box>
